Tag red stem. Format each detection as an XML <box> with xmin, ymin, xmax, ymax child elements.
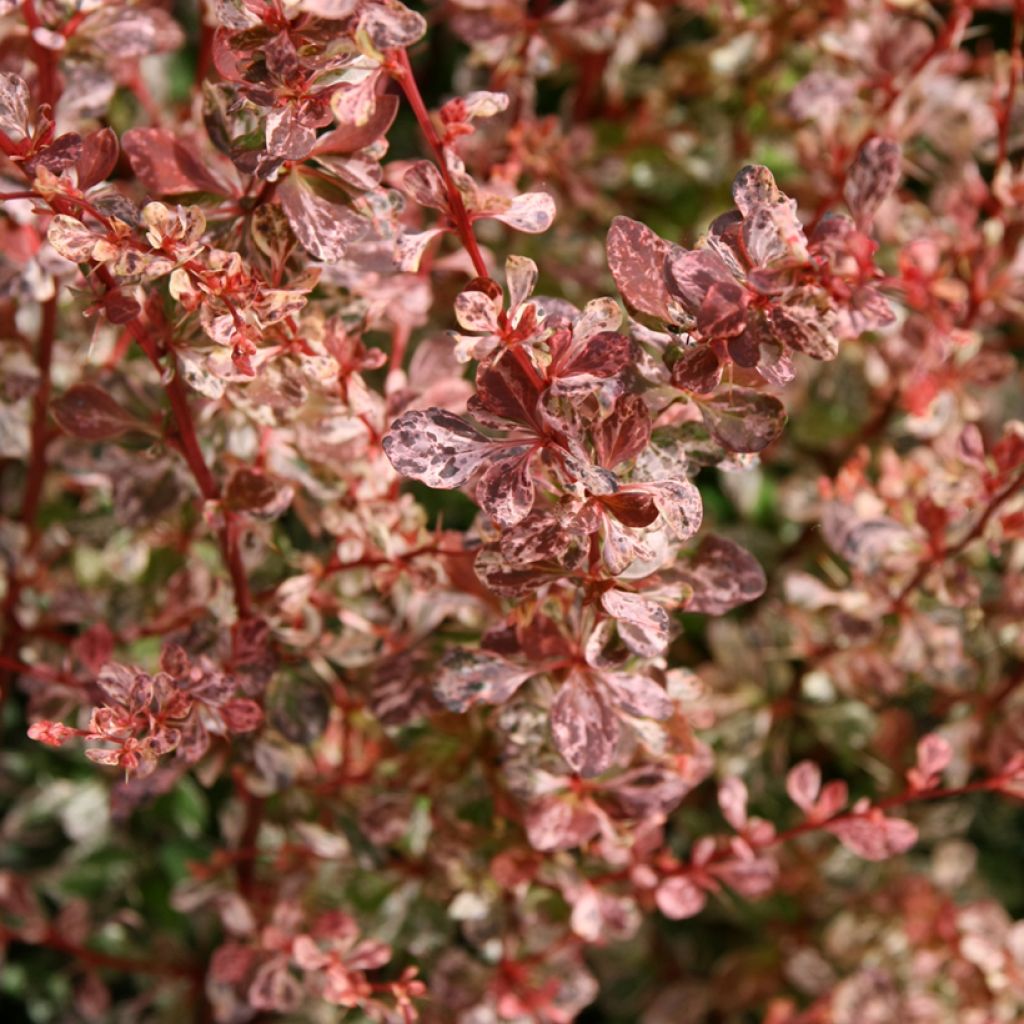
<box><xmin>391</xmin><ymin>48</ymin><xmax>490</xmax><ymax>281</ymax></box>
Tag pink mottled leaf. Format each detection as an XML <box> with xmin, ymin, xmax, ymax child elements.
<box><xmin>645</xmin><ymin>479</ymin><xmax>703</xmax><ymax>540</ymax></box>
<box><xmin>828</xmin><ymin>813</ymin><xmax>919</xmax><ymax>861</ymax></box>
<box><xmin>455</xmin><ymin>278</ymin><xmax>503</xmax><ymax>333</ymax></box>
<box><xmin>360</xmin><ymin>1</ymin><xmax>427</xmax><ymax>49</ymax></box>
<box><xmin>593</xmin><ymin>394</ymin><xmax>652</xmax><ymax>468</ymax></box>
<box><xmin>434</xmin><ymin>649</ymin><xmax>537</xmax><ymax>712</ymax></box>
<box><xmin>524</xmin><ymin>796</ymin><xmax>602</xmax><ymax>851</ymax></box>
<box><xmin>0</xmin><ymin>72</ymin><xmax>30</xmax><ymax>140</ymax></box>
<box><xmin>697</xmin><ymin>387</ymin><xmax>786</xmax><ymax>453</ymax></box>
<box><xmin>718</xmin><ymin>777</ymin><xmax>748</xmax><ymax>830</ymax></box>
<box><xmin>769</xmin><ymin>294</ymin><xmax>838</xmax><ymax>360</ymax></box>
<box><xmin>476</xmin><ymin>451</ymin><xmax>535</xmax><ymax>528</ymax></box>
<box><xmin>678</xmin><ymin>535</ymin><xmax>767</xmax><ymax>615</ymax></box>
<box><xmin>844</xmin><ymin>137</ymin><xmax>902</xmax><ymax>226</ymax></box>
<box><xmin>786</xmin><ymin>761</ymin><xmax>822</xmax><ymax>814</ymax></box>
<box><xmin>600</xmin><ymin>670</ymin><xmax>672</xmax><ymax>720</ymax></box>
<box><xmin>278</xmin><ymin>170</ymin><xmax>368</xmax><ymax>261</ymax></box>
<box><xmin>606</xmin><ymin>216</ymin><xmax>672</xmax><ymax>321</ymax></box>
<box><xmin>383</xmin><ymin>407</ymin><xmax>509</xmax><ymax>488</ymax></box>
<box><xmin>401</xmin><ymin>160</ymin><xmax>450</xmax><ymax>212</ymax></box>
<box><xmin>600</xmin><ymin>589</ymin><xmax>670</xmax><ymax>658</ymax></box>
<box><xmin>655</xmin><ymin>876</ymin><xmax>707</xmax><ymax>920</ymax></box>
<box><xmin>82</xmin><ymin>6</ymin><xmax>184</xmax><ymax>57</ymax></box>
<box><xmin>550</xmin><ymin>673</ymin><xmax>620</xmax><ymax>778</ymax></box>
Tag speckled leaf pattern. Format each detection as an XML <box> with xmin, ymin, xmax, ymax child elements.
<box><xmin>600</xmin><ymin>589</ymin><xmax>670</xmax><ymax>658</ymax></box>
<box><xmin>550</xmin><ymin>672</ymin><xmax>620</xmax><ymax>778</ymax></box>
<box><xmin>677</xmin><ymin>535</ymin><xmax>767</xmax><ymax>615</ymax></box>
<box><xmin>697</xmin><ymin>387</ymin><xmax>786</xmax><ymax>453</ymax></box>
<box><xmin>606</xmin><ymin>216</ymin><xmax>672</xmax><ymax>320</ymax></box>
<box><xmin>434</xmin><ymin>649</ymin><xmax>537</xmax><ymax>712</ymax></box>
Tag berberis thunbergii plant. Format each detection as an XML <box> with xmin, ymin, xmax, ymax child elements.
<box><xmin>2</xmin><ymin>0</ymin><xmax>1024</xmax><ymax>1021</ymax></box>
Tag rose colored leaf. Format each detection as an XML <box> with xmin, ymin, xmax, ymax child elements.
<box><xmin>318</xmin><ymin>93</ymin><xmax>398</xmax><ymax>153</ymax></box>
<box><xmin>551</xmin><ymin>330</ymin><xmax>632</xmax><ymax>392</ymax></box>
<box><xmin>601</xmin><ymin>670</ymin><xmax>672</xmax><ymax>720</ymax></box>
<box><xmin>401</xmin><ymin>160</ymin><xmax>450</xmax><ymax>212</ymax></box>
<box><xmin>718</xmin><ymin>777</ymin><xmax>748</xmax><ymax>830</ymax></box>
<box><xmin>828</xmin><ymin>815</ymin><xmax>919</xmax><ymax>861</ymax></box>
<box><xmin>606</xmin><ymin>216</ymin><xmax>672</xmax><ymax>321</ymax></box>
<box><xmin>247</xmin><ymin>956</ymin><xmax>303</xmax><ymax>1013</ymax></box>
<box><xmin>607</xmin><ymin>765</ymin><xmax>691</xmax><ymax>817</ymax></box>
<box><xmin>844</xmin><ymin>137</ymin><xmax>902</xmax><ymax>226</ymax></box>
<box><xmin>732</xmin><ymin>164</ymin><xmax>809</xmax><ymax>264</ymax></box>
<box><xmin>278</xmin><ymin>171</ymin><xmax>368</xmax><ymax>261</ymax></box>
<box><xmin>0</xmin><ymin>72</ymin><xmax>30</xmax><ymax>140</ymax></box>
<box><xmin>786</xmin><ymin>761</ymin><xmax>822</xmax><ymax>814</ymax></box>
<box><xmin>28</xmin><ymin>133</ymin><xmax>82</xmax><ymax>175</ymax></box>
<box><xmin>300</xmin><ymin>0</ymin><xmax>358</xmax><ymax>16</ymax></box>
<box><xmin>678</xmin><ymin>535</ymin><xmax>767</xmax><ymax>615</ymax></box>
<box><xmin>664</xmin><ymin>246</ymin><xmax>735</xmax><ymax>318</ymax></box>
<box><xmin>655</xmin><ymin>876</ymin><xmax>707</xmax><ymax>920</ymax></box>
<box><xmin>74</xmin><ymin>128</ymin><xmax>119</xmax><ymax>191</ymax></box>
<box><xmin>435</xmin><ymin>648</ymin><xmax>537</xmax><ymax>712</ymax></box>
<box><xmin>455</xmin><ymin>278</ymin><xmax>503</xmax><ymax>333</ymax></box>
<box><xmin>524</xmin><ymin>796</ymin><xmax>602</xmax><ymax>852</ymax></box>
<box><xmin>52</xmin><ymin>384</ymin><xmax>141</xmax><ymax>440</ymax></box>
<box><xmin>122</xmin><ymin>128</ymin><xmax>228</xmax><ymax>196</ymax></box>
<box><xmin>697</xmin><ymin>387</ymin><xmax>786</xmax><ymax>453</ymax></box>
<box><xmin>915</xmin><ymin>733</ymin><xmax>952</xmax><ymax>780</ymax></box>
<box><xmin>383</xmin><ymin>408</ymin><xmax>499</xmax><ymax>488</ymax></box>
<box><xmin>600</xmin><ymin>589</ymin><xmax>670</xmax><ymax>658</ymax></box>
<box><xmin>817</xmin><ymin>780</ymin><xmax>849</xmax><ymax>820</ymax></box>
<box><xmin>360</xmin><ymin>1</ymin><xmax>427</xmax><ymax>49</ymax></box>
<box><xmin>219</xmin><ymin>699</ymin><xmax>264</xmax><ymax>732</ymax></box>
<box><xmin>670</xmin><ymin>345</ymin><xmax>723</xmax><ymax>394</ymax></box>
<box><xmin>83</xmin><ymin>6</ymin><xmax>184</xmax><ymax>57</ymax></box>
<box><xmin>711</xmin><ymin>856</ymin><xmax>778</xmax><ymax>898</ymax></box>
<box><xmin>768</xmin><ymin>298</ymin><xmax>838</xmax><ymax>361</ymax></box>
<box><xmin>475</xmin><ymin>545</ymin><xmax>571</xmax><ymax>598</ymax></box>
<box><xmin>491</xmin><ymin>191</ymin><xmax>556</xmax><ymax>234</ymax></box>
<box><xmin>551</xmin><ymin>673</ymin><xmax>620</xmax><ymax>778</ymax></box>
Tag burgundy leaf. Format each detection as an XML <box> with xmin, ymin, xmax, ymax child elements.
<box><xmin>664</xmin><ymin>247</ymin><xmax>735</xmax><ymax>319</ymax></box>
<box><xmin>677</xmin><ymin>535</ymin><xmax>767</xmax><ymax>615</ymax></box>
<box><xmin>474</xmin><ymin>350</ymin><xmax>542</xmax><ymax>427</ymax></box>
<box><xmin>75</xmin><ymin>128</ymin><xmax>119</xmax><ymax>191</ymax></box>
<box><xmin>697</xmin><ymin>280</ymin><xmax>748</xmax><ymax>338</ymax></box>
<box><xmin>593</xmin><ymin>394</ymin><xmax>652</xmax><ymax>467</ymax></box>
<box><xmin>670</xmin><ymin>345</ymin><xmax>723</xmax><ymax>394</ymax></box>
<box><xmin>697</xmin><ymin>387</ymin><xmax>786</xmax><ymax>453</ymax></box>
<box><xmin>606</xmin><ymin>217</ymin><xmax>673</xmax><ymax>321</ymax></box>
<box><xmin>51</xmin><ymin>385</ymin><xmax>141</xmax><ymax>441</ymax></box>
<box><xmin>550</xmin><ymin>673</ymin><xmax>621</xmax><ymax>778</ymax></box>
<box><xmin>122</xmin><ymin>128</ymin><xmax>228</xmax><ymax>196</ymax></box>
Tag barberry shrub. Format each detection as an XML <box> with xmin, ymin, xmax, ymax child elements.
<box><xmin>1</xmin><ymin>0</ymin><xmax>1023</xmax><ymax>1020</ymax></box>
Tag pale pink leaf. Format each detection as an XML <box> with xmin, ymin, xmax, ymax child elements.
<box><xmin>600</xmin><ymin>589</ymin><xmax>670</xmax><ymax>658</ymax></box>
<box><xmin>655</xmin><ymin>876</ymin><xmax>707</xmax><ymax>920</ymax></box>
<box><xmin>550</xmin><ymin>674</ymin><xmax>620</xmax><ymax>778</ymax></box>
<box><xmin>786</xmin><ymin>761</ymin><xmax>822</xmax><ymax>814</ymax></box>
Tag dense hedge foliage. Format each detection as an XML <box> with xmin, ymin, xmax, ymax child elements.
<box><xmin>1</xmin><ymin>0</ymin><xmax>1024</xmax><ymax>1021</ymax></box>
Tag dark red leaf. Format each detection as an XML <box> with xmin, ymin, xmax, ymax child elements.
<box><xmin>122</xmin><ymin>127</ymin><xmax>228</xmax><ymax>196</ymax></box>
<box><xmin>606</xmin><ymin>216</ymin><xmax>672</xmax><ymax>321</ymax></box>
<box><xmin>51</xmin><ymin>384</ymin><xmax>141</xmax><ymax>441</ymax></box>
